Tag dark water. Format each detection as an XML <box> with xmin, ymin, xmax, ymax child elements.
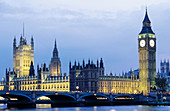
<box><xmin>0</xmin><ymin>104</ymin><xmax>169</xmax><ymax>111</ymax></box>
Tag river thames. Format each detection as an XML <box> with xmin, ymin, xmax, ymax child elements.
<box><xmin>0</xmin><ymin>104</ymin><xmax>169</xmax><ymax>111</ymax></box>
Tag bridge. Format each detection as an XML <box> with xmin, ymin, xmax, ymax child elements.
<box><xmin>0</xmin><ymin>91</ymin><xmax>150</xmax><ymax>108</ymax></box>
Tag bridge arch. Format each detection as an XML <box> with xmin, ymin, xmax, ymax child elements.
<box><xmin>78</xmin><ymin>93</ymin><xmax>110</xmax><ymax>101</ymax></box>
<box><xmin>36</xmin><ymin>93</ymin><xmax>76</xmax><ymax>102</ymax></box>
<box><xmin>0</xmin><ymin>93</ymin><xmax>32</xmax><ymax>102</ymax></box>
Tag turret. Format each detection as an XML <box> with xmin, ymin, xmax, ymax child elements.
<box><xmin>20</xmin><ymin>35</ymin><xmax>24</xmax><ymax>45</ymax></box>
<box><xmin>164</xmin><ymin>59</ymin><xmax>166</xmax><ymax>63</ymax></box>
<box><xmin>99</xmin><ymin>58</ymin><xmax>104</xmax><ymax>76</ymax></box>
<box><xmin>91</xmin><ymin>60</ymin><xmax>93</xmax><ymax>64</ymax></box>
<box><xmin>31</xmin><ymin>36</ymin><xmax>34</xmax><ymax>50</ymax></box>
<box><xmin>78</xmin><ymin>62</ymin><xmax>80</xmax><ymax>67</ymax></box>
<box><xmin>83</xmin><ymin>60</ymin><xmax>85</xmax><ymax>68</ymax></box>
<box><xmin>41</xmin><ymin>64</ymin><xmax>44</xmax><ymax>80</ymax></box>
<box><xmin>13</xmin><ymin>37</ymin><xmax>17</xmax><ymax>49</ymax></box>
<box><xmin>5</xmin><ymin>68</ymin><xmax>9</xmax><ymax>91</ymax></box>
<box><xmin>43</xmin><ymin>63</ymin><xmax>46</xmax><ymax>71</ymax></box>
<box><xmin>100</xmin><ymin>58</ymin><xmax>103</xmax><ymax>68</ymax></box>
<box><xmin>23</xmin><ymin>38</ymin><xmax>27</xmax><ymax>45</ymax></box>
<box><xmin>97</xmin><ymin>59</ymin><xmax>99</xmax><ymax>68</ymax></box>
<box><xmin>37</xmin><ymin>64</ymin><xmax>39</xmax><ymax>74</ymax></box>
<box><xmin>29</xmin><ymin>61</ymin><xmax>35</xmax><ymax>76</ymax></box>
<box><xmin>74</xmin><ymin>60</ymin><xmax>76</xmax><ymax>66</ymax></box>
<box><xmin>69</xmin><ymin>61</ymin><xmax>71</xmax><ymax>70</ymax></box>
<box><xmin>88</xmin><ymin>59</ymin><xmax>90</xmax><ymax>64</ymax></box>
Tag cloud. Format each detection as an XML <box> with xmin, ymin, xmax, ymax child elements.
<box><xmin>0</xmin><ymin>0</ymin><xmax>170</xmax><ymax>76</ymax></box>
<box><xmin>1</xmin><ymin>0</ymin><xmax>170</xmax><ymax>20</ymax></box>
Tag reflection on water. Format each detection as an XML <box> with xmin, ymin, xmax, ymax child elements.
<box><xmin>0</xmin><ymin>104</ymin><xmax>169</xmax><ymax>111</ymax></box>
<box><xmin>36</xmin><ymin>104</ymin><xmax>51</xmax><ymax>109</ymax></box>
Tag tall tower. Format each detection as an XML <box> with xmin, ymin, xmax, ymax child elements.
<box><xmin>138</xmin><ymin>9</ymin><xmax>156</xmax><ymax>94</ymax></box>
<box><xmin>49</xmin><ymin>40</ymin><xmax>61</xmax><ymax>76</ymax></box>
<box><xmin>13</xmin><ymin>26</ymin><xmax>34</xmax><ymax>77</ymax></box>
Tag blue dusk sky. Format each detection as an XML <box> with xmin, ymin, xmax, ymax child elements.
<box><xmin>0</xmin><ymin>0</ymin><xmax>170</xmax><ymax>78</ymax></box>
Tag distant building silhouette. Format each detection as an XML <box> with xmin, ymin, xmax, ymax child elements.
<box><xmin>157</xmin><ymin>59</ymin><xmax>170</xmax><ymax>92</ymax></box>
<box><xmin>157</xmin><ymin>59</ymin><xmax>169</xmax><ymax>78</ymax></box>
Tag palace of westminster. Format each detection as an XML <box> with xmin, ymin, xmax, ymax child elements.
<box><xmin>0</xmin><ymin>9</ymin><xmax>168</xmax><ymax>95</ymax></box>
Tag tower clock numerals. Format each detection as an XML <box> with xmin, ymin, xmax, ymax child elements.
<box><xmin>149</xmin><ymin>39</ymin><xmax>155</xmax><ymax>47</ymax></box>
<box><xmin>140</xmin><ymin>40</ymin><xmax>146</xmax><ymax>47</ymax></box>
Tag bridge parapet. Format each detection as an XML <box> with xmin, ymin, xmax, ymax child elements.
<box><xmin>0</xmin><ymin>91</ymin><xmax>146</xmax><ymax>108</ymax></box>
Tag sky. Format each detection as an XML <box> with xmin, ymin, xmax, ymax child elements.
<box><xmin>0</xmin><ymin>0</ymin><xmax>170</xmax><ymax>78</ymax></box>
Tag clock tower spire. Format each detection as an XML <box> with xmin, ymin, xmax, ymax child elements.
<box><xmin>138</xmin><ymin>9</ymin><xmax>156</xmax><ymax>94</ymax></box>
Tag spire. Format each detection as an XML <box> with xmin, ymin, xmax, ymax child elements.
<box><xmin>23</xmin><ymin>22</ymin><xmax>25</xmax><ymax>37</ymax></box>
<box><xmin>13</xmin><ymin>36</ymin><xmax>16</xmax><ymax>47</ymax></box>
<box><xmin>143</xmin><ymin>8</ymin><xmax>151</xmax><ymax>23</ymax></box>
<box><xmin>139</xmin><ymin>8</ymin><xmax>155</xmax><ymax>35</ymax></box>
<box><xmin>31</xmin><ymin>36</ymin><xmax>34</xmax><ymax>41</ymax></box>
<box><xmin>53</xmin><ymin>39</ymin><xmax>58</xmax><ymax>57</ymax></box>
<box><xmin>55</xmin><ymin>39</ymin><xmax>57</xmax><ymax>49</ymax></box>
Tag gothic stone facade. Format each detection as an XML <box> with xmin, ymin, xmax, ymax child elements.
<box><xmin>69</xmin><ymin>59</ymin><xmax>139</xmax><ymax>94</ymax></box>
<box><xmin>138</xmin><ymin>9</ymin><xmax>156</xmax><ymax>94</ymax></box>
<box><xmin>13</xmin><ymin>36</ymin><xmax>34</xmax><ymax>77</ymax></box>
<box><xmin>0</xmin><ymin>35</ymin><xmax>69</xmax><ymax>92</ymax></box>
<box><xmin>69</xmin><ymin>59</ymin><xmax>104</xmax><ymax>92</ymax></box>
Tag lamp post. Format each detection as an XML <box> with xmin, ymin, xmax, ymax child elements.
<box><xmin>76</xmin><ymin>86</ymin><xmax>79</xmax><ymax>93</ymax></box>
<box><xmin>76</xmin><ymin>86</ymin><xmax>79</xmax><ymax>101</ymax></box>
<box><xmin>110</xmin><ymin>89</ymin><xmax>114</xmax><ymax>102</ymax></box>
<box><xmin>111</xmin><ymin>89</ymin><xmax>114</xmax><ymax>94</ymax></box>
<box><xmin>134</xmin><ymin>90</ymin><xmax>137</xmax><ymax>94</ymax></box>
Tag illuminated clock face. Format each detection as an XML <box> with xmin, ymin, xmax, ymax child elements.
<box><xmin>149</xmin><ymin>39</ymin><xmax>155</xmax><ymax>47</ymax></box>
<box><xmin>140</xmin><ymin>40</ymin><xmax>146</xmax><ymax>47</ymax></box>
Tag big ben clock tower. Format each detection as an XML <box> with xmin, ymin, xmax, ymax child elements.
<box><xmin>138</xmin><ymin>9</ymin><xmax>156</xmax><ymax>94</ymax></box>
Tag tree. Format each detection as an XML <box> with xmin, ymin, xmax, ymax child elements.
<box><xmin>155</xmin><ymin>77</ymin><xmax>168</xmax><ymax>91</ymax></box>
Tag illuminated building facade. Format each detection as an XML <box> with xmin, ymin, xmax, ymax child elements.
<box><xmin>49</xmin><ymin>40</ymin><xmax>61</xmax><ymax>76</ymax></box>
<box><xmin>69</xmin><ymin>59</ymin><xmax>139</xmax><ymax>94</ymax></box>
<box><xmin>2</xmin><ymin>66</ymin><xmax>69</xmax><ymax>91</ymax></box>
<box><xmin>0</xmin><ymin>33</ymin><xmax>69</xmax><ymax>92</ymax></box>
<box><xmin>138</xmin><ymin>9</ymin><xmax>156</xmax><ymax>94</ymax></box>
<box><xmin>99</xmin><ymin>73</ymin><xmax>139</xmax><ymax>94</ymax></box>
<box><xmin>0</xmin><ymin>9</ymin><xmax>157</xmax><ymax>94</ymax></box>
<box><xmin>70</xmin><ymin>9</ymin><xmax>156</xmax><ymax>94</ymax></box>
<box><xmin>13</xmin><ymin>36</ymin><xmax>34</xmax><ymax>77</ymax></box>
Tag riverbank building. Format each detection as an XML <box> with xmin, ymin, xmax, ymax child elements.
<box><xmin>0</xmin><ymin>32</ymin><xmax>69</xmax><ymax>92</ymax></box>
